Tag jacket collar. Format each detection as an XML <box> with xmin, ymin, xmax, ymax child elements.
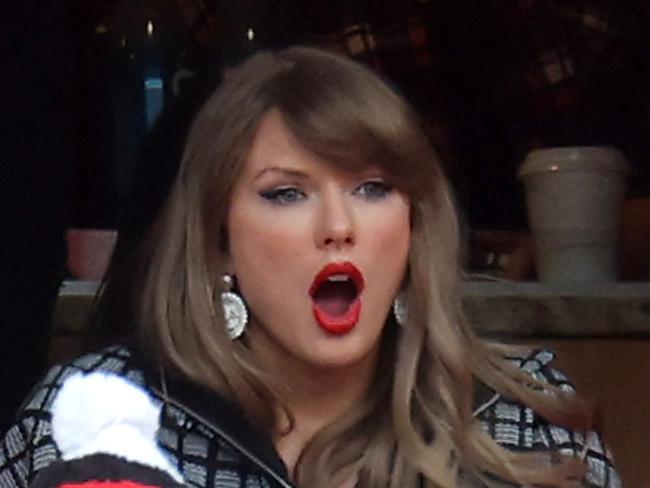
<box><xmin>131</xmin><ymin>347</ymin><xmax>293</xmax><ymax>487</ymax></box>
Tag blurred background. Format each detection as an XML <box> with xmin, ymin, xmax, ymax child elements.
<box><xmin>8</xmin><ymin>0</ymin><xmax>650</xmax><ymax>279</ymax></box>
<box><xmin>40</xmin><ymin>0</ymin><xmax>650</xmax><ymax>232</ymax></box>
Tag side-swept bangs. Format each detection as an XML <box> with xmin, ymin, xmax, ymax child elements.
<box><xmin>271</xmin><ymin>48</ymin><xmax>440</xmax><ymax>201</ymax></box>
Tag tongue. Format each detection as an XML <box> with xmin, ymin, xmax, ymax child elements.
<box><xmin>312</xmin><ymin>281</ymin><xmax>357</xmax><ymax>316</ymax></box>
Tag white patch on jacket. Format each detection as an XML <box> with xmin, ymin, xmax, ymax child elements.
<box><xmin>51</xmin><ymin>371</ymin><xmax>183</xmax><ymax>483</ymax></box>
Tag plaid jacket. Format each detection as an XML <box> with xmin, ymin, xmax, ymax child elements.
<box><xmin>0</xmin><ymin>346</ymin><xmax>621</xmax><ymax>488</ymax></box>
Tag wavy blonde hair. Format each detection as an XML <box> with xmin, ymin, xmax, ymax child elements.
<box><xmin>124</xmin><ymin>46</ymin><xmax>589</xmax><ymax>487</ymax></box>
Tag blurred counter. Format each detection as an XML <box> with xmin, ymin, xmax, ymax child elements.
<box><xmin>462</xmin><ymin>281</ymin><xmax>650</xmax><ymax>339</ymax></box>
<box><xmin>54</xmin><ymin>280</ymin><xmax>650</xmax><ymax>346</ymax></box>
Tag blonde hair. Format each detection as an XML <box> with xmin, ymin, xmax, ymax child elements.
<box><xmin>122</xmin><ymin>47</ymin><xmax>589</xmax><ymax>487</ymax></box>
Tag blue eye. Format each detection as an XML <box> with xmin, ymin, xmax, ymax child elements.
<box><xmin>259</xmin><ymin>187</ymin><xmax>306</xmax><ymax>205</ymax></box>
<box><xmin>355</xmin><ymin>180</ymin><xmax>393</xmax><ymax>200</ymax></box>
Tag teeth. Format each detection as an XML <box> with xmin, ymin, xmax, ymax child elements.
<box><xmin>327</xmin><ymin>274</ymin><xmax>350</xmax><ymax>282</ymax></box>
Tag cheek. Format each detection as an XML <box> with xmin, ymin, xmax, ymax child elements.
<box><xmin>381</xmin><ymin>206</ymin><xmax>411</xmax><ymax>288</ymax></box>
<box><xmin>374</xmin><ymin>203</ymin><xmax>411</xmax><ymax>256</ymax></box>
<box><xmin>228</xmin><ymin>214</ymin><xmax>311</xmax><ymax>329</ymax></box>
<box><xmin>378</xmin><ymin>215</ymin><xmax>410</xmax><ymax>248</ymax></box>
<box><xmin>228</xmin><ymin>210</ymin><xmax>307</xmax><ymax>284</ymax></box>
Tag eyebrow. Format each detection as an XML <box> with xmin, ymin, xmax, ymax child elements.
<box><xmin>253</xmin><ymin>166</ymin><xmax>309</xmax><ymax>182</ymax></box>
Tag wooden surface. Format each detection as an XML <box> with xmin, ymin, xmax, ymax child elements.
<box><xmin>542</xmin><ymin>340</ymin><xmax>650</xmax><ymax>488</ymax></box>
<box><xmin>55</xmin><ymin>281</ymin><xmax>650</xmax><ymax>338</ymax></box>
<box><xmin>463</xmin><ymin>281</ymin><xmax>650</xmax><ymax>339</ymax></box>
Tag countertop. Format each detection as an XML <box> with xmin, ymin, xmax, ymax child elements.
<box><xmin>55</xmin><ymin>280</ymin><xmax>650</xmax><ymax>339</ymax></box>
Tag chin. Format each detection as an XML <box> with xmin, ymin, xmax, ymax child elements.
<box><xmin>302</xmin><ymin>331</ymin><xmax>380</xmax><ymax>370</ymax></box>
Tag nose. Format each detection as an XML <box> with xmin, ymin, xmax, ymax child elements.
<box><xmin>315</xmin><ymin>188</ymin><xmax>355</xmax><ymax>249</ymax></box>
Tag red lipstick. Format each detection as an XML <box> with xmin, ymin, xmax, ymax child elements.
<box><xmin>309</xmin><ymin>262</ymin><xmax>365</xmax><ymax>335</ymax></box>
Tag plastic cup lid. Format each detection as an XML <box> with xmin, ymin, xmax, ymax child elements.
<box><xmin>517</xmin><ymin>146</ymin><xmax>631</xmax><ymax>179</ymax></box>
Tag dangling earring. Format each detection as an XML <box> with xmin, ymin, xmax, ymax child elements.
<box><xmin>221</xmin><ymin>274</ymin><xmax>248</xmax><ymax>339</ymax></box>
<box><xmin>392</xmin><ymin>293</ymin><xmax>408</xmax><ymax>326</ymax></box>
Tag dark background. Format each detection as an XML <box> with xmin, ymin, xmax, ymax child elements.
<box><xmin>64</xmin><ymin>0</ymin><xmax>650</xmax><ymax>230</ymax></box>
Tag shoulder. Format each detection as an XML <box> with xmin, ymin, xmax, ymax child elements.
<box><xmin>474</xmin><ymin>348</ymin><xmax>621</xmax><ymax>488</ymax></box>
<box><xmin>0</xmin><ymin>346</ymin><xmax>146</xmax><ymax>487</ymax></box>
<box><xmin>2</xmin><ymin>347</ymin><xmax>288</xmax><ymax>488</ymax></box>
<box><xmin>21</xmin><ymin>346</ymin><xmax>145</xmax><ymax>419</ymax></box>
<box><xmin>473</xmin><ymin>348</ymin><xmax>574</xmax><ymax>443</ymax></box>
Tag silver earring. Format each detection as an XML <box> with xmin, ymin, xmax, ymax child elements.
<box><xmin>221</xmin><ymin>274</ymin><xmax>248</xmax><ymax>339</ymax></box>
<box><xmin>392</xmin><ymin>294</ymin><xmax>408</xmax><ymax>326</ymax></box>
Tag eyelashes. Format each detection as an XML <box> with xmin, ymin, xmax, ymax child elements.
<box><xmin>354</xmin><ymin>180</ymin><xmax>393</xmax><ymax>200</ymax></box>
<box><xmin>259</xmin><ymin>180</ymin><xmax>394</xmax><ymax>205</ymax></box>
<box><xmin>259</xmin><ymin>187</ymin><xmax>306</xmax><ymax>205</ymax></box>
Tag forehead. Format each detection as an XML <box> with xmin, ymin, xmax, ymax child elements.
<box><xmin>242</xmin><ymin>109</ymin><xmax>373</xmax><ymax>180</ymax></box>
<box><xmin>242</xmin><ymin>110</ymin><xmax>340</xmax><ymax>178</ymax></box>
<box><xmin>244</xmin><ymin>110</ymin><xmax>312</xmax><ymax>172</ymax></box>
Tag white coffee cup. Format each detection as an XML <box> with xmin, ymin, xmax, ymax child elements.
<box><xmin>518</xmin><ymin>146</ymin><xmax>630</xmax><ymax>283</ymax></box>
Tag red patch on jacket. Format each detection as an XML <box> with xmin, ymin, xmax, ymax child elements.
<box><xmin>59</xmin><ymin>481</ymin><xmax>162</xmax><ymax>488</ymax></box>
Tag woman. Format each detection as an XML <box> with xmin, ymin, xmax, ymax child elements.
<box><xmin>1</xmin><ymin>47</ymin><xmax>618</xmax><ymax>488</ymax></box>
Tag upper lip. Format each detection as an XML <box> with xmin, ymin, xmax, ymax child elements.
<box><xmin>309</xmin><ymin>261</ymin><xmax>365</xmax><ymax>297</ymax></box>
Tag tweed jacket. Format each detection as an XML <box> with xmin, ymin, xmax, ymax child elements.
<box><xmin>0</xmin><ymin>346</ymin><xmax>620</xmax><ymax>488</ymax></box>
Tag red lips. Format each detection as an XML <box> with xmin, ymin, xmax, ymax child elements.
<box><xmin>309</xmin><ymin>262</ymin><xmax>365</xmax><ymax>335</ymax></box>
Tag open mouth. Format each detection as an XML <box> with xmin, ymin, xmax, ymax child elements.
<box><xmin>309</xmin><ymin>262</ymin><xmax>364</xmax><ymax>335</ymax></box>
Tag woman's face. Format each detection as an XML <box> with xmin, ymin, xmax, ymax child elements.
<box><xmin>227</xmin><ymin>110</ymin><xmax>411</xmax><ymax>371</ymax></box>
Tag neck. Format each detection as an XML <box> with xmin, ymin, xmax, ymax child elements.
<box><xmin>275</xmin><ymin>357</ymin><xmax>376</xmax><ymax>432</ymax></box>
<box><xmin>247</xmin><ymin>328</ymin><xmax>380</xmax><ymax>475</ymax></box>
<box><xmin>274</xmin><ymin>359</ymin><xmax>377</xmax><ymax>477</ymax></box>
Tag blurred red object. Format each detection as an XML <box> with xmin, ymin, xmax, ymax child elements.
<box><xmin>66</xmin><ymin>229</ymin><xmax>117</xmax><ymax>281</ymax></box>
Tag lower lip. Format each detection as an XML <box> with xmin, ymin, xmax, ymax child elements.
<box><xmin>312</xmin><ymin>298</ymin><xmax>361</xmax><ymax>335</ymax></box>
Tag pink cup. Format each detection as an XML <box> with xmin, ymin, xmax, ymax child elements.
<box><xmin>66</xmin><ymin>229</ymin><xmax>118</xmax><ymax>281</ymax></box>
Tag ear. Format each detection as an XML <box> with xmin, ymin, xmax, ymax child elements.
<box><xmin>205</xmin><ymin>226</ymin><xmax>233</xmax><ymax>278</ymax></box>
<box><xmin>220</xmin><ymin>250</ymin><xmax>235</xmax><ymax>278</ymax></box>
<box><xmin>218</xmin><ymin>224</ymin><xmax>230</xmax><ymax>256</ymax></box>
